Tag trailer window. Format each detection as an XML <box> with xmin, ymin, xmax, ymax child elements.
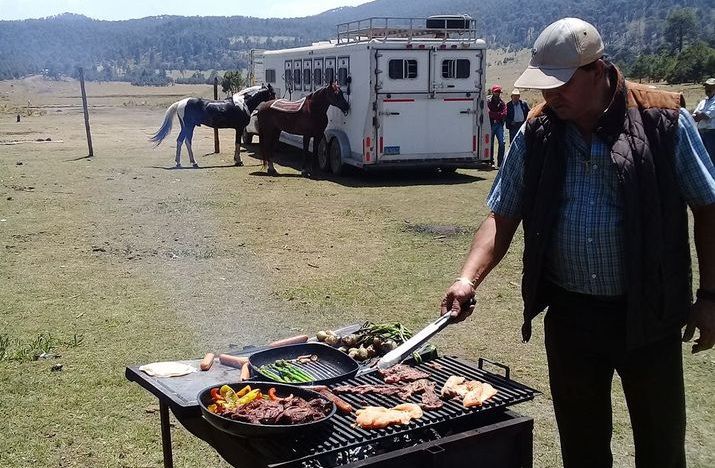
<box><xmin>388</xmin><ymin>59</ymin><xmax>418</xmax><ymax>79</ymax></box>
<box><xmin>442</xmin><ymin>59</ymin><xmax>470</xmax><ymax>79</ymax></box>
<box><xmin>265</xmin><ymin>69</ymin><xmax>276</xmax><ymax>83</ymax></box>
<box><xmin>293</xmin><ymin>68</ymin><xmax>301</xmax><ymax>86</ymax></box>
<box><xmin>325</xmin><ymin>67</ymin><xmax>335</xmax><ymax>84</ymax></box>
<box><xmin>313</xmin><ymin>68</ymin><xmax>322</xmax><ymax>87</ymax></box>
<box><xmin>337</xmin><ymin>67</ymin><xmax>348</xmax><ymax>86</ymax></box>
<box><xmin>303</xmin><ymin>68</ymin><xmax>312</xmax><ymax>88</ymax></box>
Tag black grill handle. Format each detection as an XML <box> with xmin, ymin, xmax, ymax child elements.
<box><xmin>478</xmin><ymin>357</ymin><xmax>510</xmax><ymax>380</ymax></box>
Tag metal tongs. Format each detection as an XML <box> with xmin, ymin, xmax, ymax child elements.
<box><xmin>376</xmin><ymin>297</ymin><xmax>475</xmax><ymax>370</ymax></box>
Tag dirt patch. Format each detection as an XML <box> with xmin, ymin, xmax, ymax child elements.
<box><xmin>403</xmin><ymin>222</ymin><xmax>470</xmax><ymax>237</ymax></box>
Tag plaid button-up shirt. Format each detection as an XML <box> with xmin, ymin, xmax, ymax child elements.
<box><xmin>487</xmin><ymin>109</ymin><xmax>715</xmax><ymax>296</ymax></box>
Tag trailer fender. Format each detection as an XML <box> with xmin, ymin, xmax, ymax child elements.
<box><xmin>324</xmin><ymin>129</ymin><xmax>354</xmax><ymax>164</ymax></box>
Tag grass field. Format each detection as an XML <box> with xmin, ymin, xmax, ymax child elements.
<box><xmin>0</xmin><ymin>60</ymin><xmax>713</xmax><ymax>468</ymax></box>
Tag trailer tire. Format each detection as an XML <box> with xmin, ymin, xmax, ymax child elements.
<box><xmin>242</xmin><ymin>129</ymin><xmax>254</xmax><ymax>145</ymax></box>
<box><xmin>329</xmin><ymin>138</ymin><xmax>344</xmax><ymax>176</ymax></box>
<box><xmin>317</xmin><ymin>137</ymin><xmax>330</xmax><ymax>172</ymax></box>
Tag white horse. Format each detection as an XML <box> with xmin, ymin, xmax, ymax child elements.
<box><xmin>149</xmin><ymin>84</ymin><xmax>275</xmax><ymax>168</ymax></box>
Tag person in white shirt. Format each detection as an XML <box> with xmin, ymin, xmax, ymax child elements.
<box><xmin>506</xmin><ymin>89</ymin><xmax>530</xmax><ymax>145</ymax></box>
<box><xmin>693</xmin><ymin>77</ymin><xmax>715</xmax><ymax>162</ymax></box>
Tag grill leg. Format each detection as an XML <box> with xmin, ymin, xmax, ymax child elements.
<box><xmin>517</xmin><ymin>416</ymin><xmax>534</xmax><ymax>468</ymax></box>
<box><xmin>159</xmin><ymin>400</ymin><xmax>174</xmax><ymax>468</ymax></box>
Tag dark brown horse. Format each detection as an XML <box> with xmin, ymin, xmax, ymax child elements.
<box><xmin>257</xmin><ymin>82</ymin><xmax>350</xmax><ymax>177</ymax></box>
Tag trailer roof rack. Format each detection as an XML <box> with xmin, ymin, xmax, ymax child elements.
<box><xmin>336</xmin><ymin>16</ymin><xmax>479</xmax><ymax>45</ymax></box>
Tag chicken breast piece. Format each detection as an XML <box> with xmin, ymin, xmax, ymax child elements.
<box><xmin>441</xmin><ymin>375</ymin><xmax>499</xmax><ymax>407</ymax></box>
<box><xmin>440</xmin><ymin>376</ymin><xmax>467</xmax><ymax>398</ymax></box>
<box><xmin>355</xmin><ymin>403</ymin><xmax>423</xmax><ymax>429</ymax></box>
<box><xmin>464</xmin><ymin>382</ymin><xmax>498</xmax><ymax>407</ymax></box>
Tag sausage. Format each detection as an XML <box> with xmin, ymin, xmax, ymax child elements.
<box><xmin>241</xmin><ymin>362</ymin><xmax>251</xmax><ymax>381</ymax></box>
<box><xmin>199</xmin><ymin>353</ymin><xmax>215</xmax><ymax>371</ymax></box>
<box><xmin>268</xmin><ymin>334</ymin><xmax>309</xmax><ymax>347</ymax></box>
<box><xmin>316</xmin><ymin>388</ymin><xmax>353</xmax><ymax>414</ymax></box>
<box><xmin>218</xmin><ymin>354</ymin><xmax>249</xmax><ymax>368</ymax></box>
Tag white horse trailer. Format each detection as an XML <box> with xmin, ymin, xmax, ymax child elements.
<box><xmin>246</xmin><ymin>16</ymin><xmax>491</xmax><ymax>173</ymax></box>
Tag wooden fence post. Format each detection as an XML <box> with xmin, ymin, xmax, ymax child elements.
<box><xmin>79</xmin><ymin>67</ymin><xmax>94</xmax><ymax>157</ymax></box>
<box><xmin>213</xmin><ymin>77</ymin><xmax>220</xmax><ymax>153</ymax></box>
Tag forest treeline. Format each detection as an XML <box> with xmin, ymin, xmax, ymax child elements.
<box><xmin>0</xmin><ymin>0</ymin><xmax>712</xmax><ymax>84</ymax></box>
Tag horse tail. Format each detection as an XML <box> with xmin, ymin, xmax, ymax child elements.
<box><xmin>149</xmin><ymin>99</ymin><xmax>185</xmax><ymax>146</ymax></box>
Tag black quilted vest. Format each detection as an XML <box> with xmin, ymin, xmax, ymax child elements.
<box><xmin>520</xmin><ymin>67</ymin><xmax>691</xmax><ymax>349</ymax></box>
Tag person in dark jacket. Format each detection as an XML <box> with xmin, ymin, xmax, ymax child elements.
<box><xmin>506</xmin><ymin>89</ymin><xmax>530</xmax><ymax>144</ymax></box>
<box><xmin>439</xmin><ymin>18</ymin><xmax>715</xmax><ymax>468</ymax></box>
<box><xmin>487</xmin><ymin>85</ymin><xmax>507</xmax><ymax>167</ymax></box>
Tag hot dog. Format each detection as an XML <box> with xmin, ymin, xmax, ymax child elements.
<box><xmin>218</xmin><ymin>354</ymin><xmax>249</xmax><ymax>368</ymax></box>
<box><xmin>199</xmin><ymin>353</ymin><xmax>215</xmax><ymax>371</ymax></box>
<box><xmin>268</xmin><ymin>334</ymin><xmax>310</xmax><ymax>347</ymax></box>
<box><xmin>316</xmin><ymin>388</ymin><xmax>353</xmax><ymax>414</ymax></box>
<box><xmin>241</xmin><ymin>362</ymin><xmax>251</xmax><ymax>381</ymax></box>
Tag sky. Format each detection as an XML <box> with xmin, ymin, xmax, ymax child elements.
<box><xmin>0</xmin><ymin>0</ymin><xmax>370</xmax><ymax>21</ymax></box>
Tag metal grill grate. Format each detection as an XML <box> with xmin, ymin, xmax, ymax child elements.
<box><xmin>244</xmin><ymin>356</ymin><xmax>539</xmax><ymax>467</ymax></box>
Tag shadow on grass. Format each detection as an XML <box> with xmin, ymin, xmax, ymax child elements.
<box><xmin>240</xmin><ymin>144</ymin><xmax>492</xmax><ymax>188</ymax></box>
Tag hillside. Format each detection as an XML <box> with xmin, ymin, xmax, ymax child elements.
<box><xmin>0</xmin><ymin>0</ymin><xmax>712</xmax><ymax>81</ymax></box>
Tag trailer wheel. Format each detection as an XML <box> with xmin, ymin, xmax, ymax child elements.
<box><xmin>242</xmin><ymin>129</ymin><xmax>254</xmax><ymax>145</ymax></box>
<box><xmin>317</xmin><ymin>137</ymin><xmax>330</xmax><ymax>172</ymax></box>
<box><xmin>329</xmin><ymin>138</ymin><xmax>344</xmax><ymax>176</ymax></box>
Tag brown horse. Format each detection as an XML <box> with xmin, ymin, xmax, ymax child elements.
<box><xmin>257</xmin><ymin>82</ymin><xmax>350</xmax><ymax>177</ymax></box>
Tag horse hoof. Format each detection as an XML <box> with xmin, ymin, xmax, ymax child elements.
<box><xmin>192</xmin><ymin>163</ymin><xmax>199</xmax><ymax>169</ymax></box>
<box><xmin>267</xmin><ymin>168</ymin><xmax>279</xmax><ymax>176</ymax></box>
<box><xmin>234</xmin><ymin>160</ymin><xmax>244</xmax><ymax>167</ymax></box>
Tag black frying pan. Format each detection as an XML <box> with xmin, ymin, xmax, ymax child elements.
<box><xmin>198</xmin><ymin>381</ymin><xmax>336</xmax><ymax>437</ymax></box>
<box><xmin>249</xmin><ymin>342</ymin><xmax>359</xmax><ymax>385</ymax></box>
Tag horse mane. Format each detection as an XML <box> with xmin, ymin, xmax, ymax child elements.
<box><xmin>244</xmin><ymin>87</ymin><xmax>273</xmax><ymax>110</ymax></box>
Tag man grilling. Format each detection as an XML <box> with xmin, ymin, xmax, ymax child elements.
<box><xmin>440</xmin><ymin>17</ymin><xmax>715</xmax><ymax>468</ymax></box>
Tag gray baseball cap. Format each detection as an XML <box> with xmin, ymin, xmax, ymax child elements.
<box><xmin>515</xmin><ymin>18</ymin><xmax>605</xmax><ymax>90</ymax></box>
<box><xmin>705</xmin><ymin>78</ymin><xmax>715</xmax><ymax>86</ymax></box>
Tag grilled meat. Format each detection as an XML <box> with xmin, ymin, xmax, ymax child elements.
<box><xmin>221</xmin><ymin>396</ymin><xmax>332</xmax><ymax>425</ymax></box>
<box><xmin>333</xmin><ymin>383</ymin><xmax>410</xmax><ymax>399</ymax></box>
<box><xmin>378</xmin><ymin>364</ymin><xmax>430</xmax><ymax>384</ymax></box>
<box><xmin>333</xmin><ymin>379</ymin><xmax>443</xmax><ymax>410</ymax></box>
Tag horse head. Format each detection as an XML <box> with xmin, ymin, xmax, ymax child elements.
<box><xmin>245</xmin><ymin>84</ymin><xmax>277</xmax><ymax>112</ymax></box>
<box><xmin>322</xmin><ymin>81</ymin><xmax>350</xmax><ymax>115</ymax></box>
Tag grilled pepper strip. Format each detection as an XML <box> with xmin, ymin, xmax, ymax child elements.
<box><xmin>236</xmin><ymin>388</ymin><xmax>261</xmax><ymax>405</ymax></box>
<box><xmin>235</xmin><ymin>385</ymin><xmax>252</xmax><ymax>398</ymax></box>
<box><xmin>219</xmin><ymin>385</ymin><xmax>239</xmax><ymax>407</ymax></box>
<box><xmin>268</xmin><ymin>388</ymin><xmax>278</xmax><ymax>401</ymax></box>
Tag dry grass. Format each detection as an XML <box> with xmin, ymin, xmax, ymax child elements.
<box><xmin>0</xmin><ymin>60</ymin><xmax>712</xmax><ymax>468</ymax></box>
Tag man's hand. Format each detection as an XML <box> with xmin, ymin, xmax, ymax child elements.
<box><xmin>440</xmin><ymin>281</ymin><xmax>476</xmax><ymax>323</ymax></box>
<box><xmin>682</xmin><ymin>299</ymin><xmax>715</xmax><ymax>353</ymax></box>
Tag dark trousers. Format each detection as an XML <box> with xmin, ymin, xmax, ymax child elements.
<box><xmin>544</xmin><ymin>286</ymin><xmax>686</xmax><ymax>468</ymax></box>
<box><xmin>508</xmin><ymin>122</ymin><xmax>523</xmax><ymax>145</ymax></box>
<box><xmin>699</xmin><ymin>130</ymin><xmax>715</xmax><ymax>165</ymax></box>
<box><xmin>491</xmin><ymin>121</ymin><xmax>505</xmax><ymax>166</ymax></box>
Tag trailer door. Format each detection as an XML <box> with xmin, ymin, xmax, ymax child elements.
<box><xmin>375</xmin><ymin>49</ymin><xmax>430</xmax><ymax>94</ymax></box>
<box><xmin>376</xmin><ymin>49</ymin><xmax>477</xmax><ymax>159</ymax></box>
<box><xmin>431</xmin><ymin>50</ymin><xmax>484</xmax><ymax>94</ymax></box>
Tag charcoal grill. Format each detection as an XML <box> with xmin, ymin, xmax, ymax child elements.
<box><xmin>127</xmin><ymin>352</ymin><xmax>539</xmax><ymax>468</ymax></box>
